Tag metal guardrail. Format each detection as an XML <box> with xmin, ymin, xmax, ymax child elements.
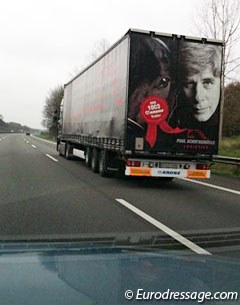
<box><xmin>213</xmin><ymin>155</ymin><xmax>240</xmax><ymax>173</ymax></box>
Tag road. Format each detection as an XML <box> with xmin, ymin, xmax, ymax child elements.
<box><xmin>0</xmin><ymin>133</ymin><xmax>239</xmax><ymax>257</ymax></box>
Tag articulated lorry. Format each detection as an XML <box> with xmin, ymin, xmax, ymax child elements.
<box><xmin>57</xmin><ymin>29</ymin><xmax>223</xmax><ymax>178</ymax></box>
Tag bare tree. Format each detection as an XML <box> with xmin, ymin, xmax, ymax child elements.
<box><xmin>42</xmin><ymin>85</ymin><xmax>64</xmax><ymax>137</ymax></box>
<box><xmin>86</xmin><ymin>38</ymin><xmax>110</xmax><ymax>64</ymax></box>
<box><xmin>195</xmin><ymin>0</ymin><xmax>240</xmax><ymax>81</ymax></box>
<box><xmin>194</xmin><ymin>0</ymin><xmax>240</xmax><ymax>142</ymax></box>
<box><xmin>69</xmin><ymin>38</ymin><xmax>110</xmax><ymax>77</ymax></box>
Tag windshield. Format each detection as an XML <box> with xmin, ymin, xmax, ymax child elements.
<box><xmin>0</xmin><ymin>0</ymin><xmax>240</xmax><ymax>304</ymax></box>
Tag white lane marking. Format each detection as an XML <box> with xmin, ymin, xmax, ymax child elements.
<box><xmin>45</xmin><ymin>154</ymin><xmax>58</xmax><ymax>162</ymax></box>
<box><xmin>31</xmin><ymin>144</ymin><xmax>37</xmax><ymax>149</ymax></box>
<box><xmin>115</xmin><ymin>198</ymin><xmax>211</xmax><ymax>255</ymax></box>
<box><xmin>180</xmin><ymin>178</ymin><xmax>240</xmax><ymax>195</ymax></box>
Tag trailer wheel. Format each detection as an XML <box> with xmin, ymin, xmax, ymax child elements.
<box><xmin>85</xmin><ymin>147</ymin><xmax>92</xmax><ymax>167</ymax></box>
<box><xmin>56</xmin><ymin>141</ymin><xmax>59</xmax><ymax>152</ymax></box>
<box><xmin>65</xmin><ymin>143</ymin><xmax>72</xmax><ymax>160</ymax></box>
<box><xmin>58</xmin><ymin>143</ymin><xmax>62</xmax><ymax>156</ymax></box>
<box><xmin>58</xmin><ymin>142</ymin><xmax>66</xmax><ymax>157</ymax></box>
<box><xmin>99</xmin><ymin>150</ymin><xmax>109</xmax><ymax>177</ymax></box>
<box><xmin>91</xmin><ymin>148</ymin><xmax>99</xmax><ymax>173</ymax></box>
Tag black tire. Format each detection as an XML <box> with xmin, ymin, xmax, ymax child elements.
<box><xmin>58</xmin><ymin>142</ymin><xmax>65</xmax><ymax>157</ymax></box>
<box><xmin>65</xmin><ymin>143</ymin><xmax>72</xmax><ymax>160</ymax></box>
<box><xmin>91</xmin><ymin>148</ymin><xmax>99</xmax><ymax>173</ymax></box>
<box><xmin>85</xmin><ymin>147</ymin><xmax>92</xmax><ymax>167</ymax></box>
<box><xmin>57</xmin><ymin>143</ymin><xmax>62</xmax><ymax>156</ymax></box>
<box><xmin>99</xmin><ymin>150</ymin><xmax>109</xmax><ymax>177</ymax></box>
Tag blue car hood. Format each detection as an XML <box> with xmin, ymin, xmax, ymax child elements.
<box><xmin>0</xmin><ymin>243</ymin><xmax>239</xmax><ymax>305</ymax></box>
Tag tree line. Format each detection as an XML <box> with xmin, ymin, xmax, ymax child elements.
<box><xmin>223</xmin><ymin>81</ymin><xmax>240</xmax><ymax>137</ymax></box>
<box><xmin>0</xmin><ymin>116</ymin><xmax>35</xmax><ymax>133</ymax></box>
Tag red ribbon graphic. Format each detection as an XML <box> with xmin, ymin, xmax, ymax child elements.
<box><xmin>140</xmin><ymin>96</ymin><xmax>187</xmax><ymax>148</ymax></box>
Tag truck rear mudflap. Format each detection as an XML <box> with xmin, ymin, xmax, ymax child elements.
<box><xmin>125</xmin><ymin>159</ymin><xmax>211</xmax><ymax>179</ymax></box>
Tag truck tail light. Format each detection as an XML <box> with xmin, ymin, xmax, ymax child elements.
<box><xmin>126</xmin><ymin>160</ymin><xmax>141</xmax><ymax>167</ymax></box>
<box><xmin>196</xmin><ymin>163</ymin><xmax>210</xmax><ymax>170</ymax></box>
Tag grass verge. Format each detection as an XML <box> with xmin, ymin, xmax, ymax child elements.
<box><xmin>36</xmin><ymin>132</ymin><xmax>56</xmax><ymax>142</ymax></box>
<box><xmin>212</xmin><ymin>136</ymin><xmax>240</xmax><ymax>178</ymax></box>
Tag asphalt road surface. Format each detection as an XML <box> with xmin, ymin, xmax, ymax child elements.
<box><xmin>0</xmin><ymin>133</ymin><xmax>239</xmax><ymax>257</ymax></box>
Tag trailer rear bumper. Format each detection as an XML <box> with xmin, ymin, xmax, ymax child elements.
<box><xmin>125</xmin><ymin>167</ymin><xmax>210</xmax><ymax>179</ymax></box>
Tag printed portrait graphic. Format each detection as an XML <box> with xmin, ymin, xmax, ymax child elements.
<box><xmin>127</xmin><ymin>33</ymin><xmax>222</xmax><ymax>154</ymax></box>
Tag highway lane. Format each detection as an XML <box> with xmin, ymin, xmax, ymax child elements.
<box><xmin>0</xmin><ymin>134</ymin><xmax>155</xmax><ymax>237</ymax></box>
<box><xmin>0</xmin><ymin>133</ymin><xmax>239</xmax><ymax>256</ymax></box>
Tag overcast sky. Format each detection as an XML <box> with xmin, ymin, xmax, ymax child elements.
<box><xmin>0</xmin><ymin>0</ymin><xmax>202</xmax><ymax>129</ymax></box>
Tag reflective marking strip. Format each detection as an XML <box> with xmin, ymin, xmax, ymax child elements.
<box><xmin>130</xmin><ymin>167</ymin><xmax>151</xmax><ymax>176</ymax></box>
<box><xmin>187</xmin><ymin>170</ymin><xmax>208</xmax><ymax>179</ymax></box>
<box><xmin>180</xmin><ymin>178</ymin><xmax>240</xmax><ymax>195</ymax></box>
<box><xmin>115</xmin><ymin>198</ymin><xmax>211</xmax><ymax>255</ymax></box>
<box><xmin>45</xmin><ymin>154</ymin><xmax>58</xmax><ymax>162</ymax></box>
<box><xmin>31</xmin><ymin>144</ymin><xmax>36</xmax><ymax>148</ymax></box>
